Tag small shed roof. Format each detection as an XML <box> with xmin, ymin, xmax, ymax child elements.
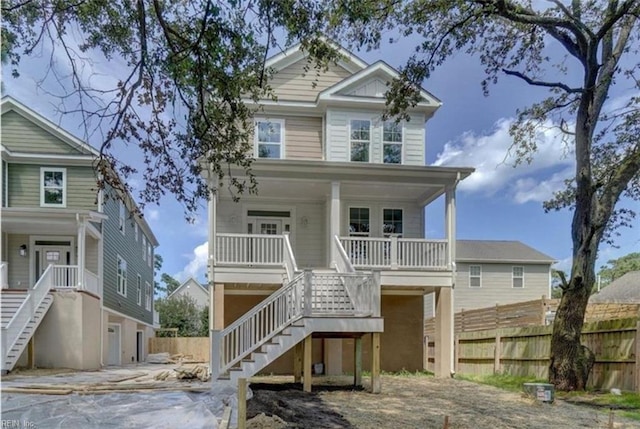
<box><xmin>590</xmin><ymin>271</ymin><xmax>640</xmax><ymax>303</ymax></box>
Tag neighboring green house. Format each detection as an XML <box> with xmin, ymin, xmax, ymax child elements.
<box><xmin>1</xmin><ymin>97</ymin><xmax>159</xmax><ymax>372</ymax></box>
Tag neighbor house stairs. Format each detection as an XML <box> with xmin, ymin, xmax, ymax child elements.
<box><xmin>1</xmin><ymin>265</ymin><xmax>56</xmax><ymax>373</ymax></box>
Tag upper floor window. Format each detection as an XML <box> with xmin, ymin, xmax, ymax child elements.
<box><xmin>383</xmin><ymin>121</ymin><xmax>403</xmax><ymax>164</ymax></box>
<box><xmin>142</xmin><ymin>235</ymin><xmax>147</xmax><ymax>262</ymax></box>
<box><xmin>350</xmin><ymin>120</ymin><xmax>370</xmax><ymax>162</ymax></box>
<box><xmin>40</xmin><ymin>167</ymin><xmax>66</xmax><ymax>207</ymax></box>
<box><xmin>147</xmin><ymin>243</ymin><xmax>152</xmax><ymax>267</ymax></box>
<box><xmin>513</xmin><ymin>266</ymin><xmax>524</xmax><ymax>288</ymax></box>
<box><xmin>134</xmin><ymin>223</ymin><xmax>139</xmax><ymax>241</ymax></box>
<box><xmin>117</xmin><ymin>256</ymin><xmax>127</xmax><ymax>296</ymax></box>
<box><xmin>469</xmin><ymin>265</ymin><xmax>482</xmax><ymax>287</ymax></box>
<box><xmin>382</xmin><ymin>209</ymin><xmax>403</xmax><ymax>236</ymax></box>
<box><xmin>137</xmin><ymin>275</ymin><xmax>142</xmax><ymax>305</ymax></box>
<box><xmin>145</xmin><ymin>281</ymin><xmax>152</xmax><ymax>311</ymax></box>
<box><xmin>349</xmin><ymin>207</ymin><xmax>370</xmax><ymax>237</ymax></box>
<box><xmin>118</xmin><ymin>201</ymin><xmax>125</xmax><ymax>235</ymax></box>
<box><xmin>255</xmin><ymin>119</ymin><xmax>284</xmax><ymax>159</ymax></box>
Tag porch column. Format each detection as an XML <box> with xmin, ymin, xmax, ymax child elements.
<box><xmin>445</xmin><ymin>185</ymin><xmax>456</xmax><ymax>271</ymax></box>
<box><xmin>303</xmin><ymin>335</ymin><xmax>312</xmax><ymax>392</ymax></box>
<box><xmin>213</xmin><ymin>283</ymin><xmax>224</xmax><ymax>330</ymax></box>
<box><xmin>208</xmin><ymin>185</ymin><xmax>218</xmax><ymax>372</ymax></box>
<box><xmin>328</xmin><ymin>181</ymin><xmax>341</xmax><ymax>268</ymax></box>
<box><xmin>323</xmin><ymin>338</ymin><xmax>342</xmax><ymax>375</ymax></box>
<box><xmin>77</xmin><ymin>219</ymin><xmax>86</xmax><ymax>288</ymax></box>
<box><xmin>354</xmin><ymin>336</ymin><xmax>362</xmax><ymax>387</ymax></box>
<box><xmin>434</xmin><ymin>287</ymin><xmax>454</xmax><ymax>378</ymax></box>
<box><xmin>371</xmin><ymin>332</ymin><xmax>381</xmax><ymax>393</ymax></box>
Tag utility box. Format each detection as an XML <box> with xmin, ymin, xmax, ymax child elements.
<box><xmin>523</xmin><ymin>383</ymin><xmax>554</xmax><ymax>403</ymax></box>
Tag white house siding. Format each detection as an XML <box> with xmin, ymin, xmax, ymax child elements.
<box><xmin>269</xmin><ymin>59</ymin><xmax>351</xmax><ymax>102</ymax></box>
<box><xmin>6</xmin><ymin>234</ymin><xmax>29</xmax><ymax>288</ymax></box>
<box><xmin>424</xmin><ymin>263</ymin><xmax>551</xmax><ymax>318</ymax></box>
<box><xmin>326</xmin><ymin>109</ymin><xmax>425</xmax><ymax>165</ymax></box>
<box><xmin>172</xmin><ymin>281</ymin><xmax>209</xmax><ymax>308</ymax></box>
<box><xmin>340</xmin><ymin>200</ymin><xmax>423</xmax><ymax>238</ymax></box>
<box><xmin>251</xmin><ymin>114</ymin><xmax>323</xmax><ymax>160</ymax></box>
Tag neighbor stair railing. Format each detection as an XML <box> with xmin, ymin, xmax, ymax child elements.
<box><xmin>211</xmin><ymin>269</ymin><xmax>379</xmax><ymax>379</ymax></box>
<box><xmin>2</xmin><ymin>264</ymin><xmax>54</xmax><ymax>367</ymax></box>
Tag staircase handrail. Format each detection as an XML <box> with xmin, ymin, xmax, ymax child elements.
<box><xmin>2</xmin><ymin>264</ymin><xmax>54</xmax><ymax>364</ymax></box>
<box><xmin>333</xmin><ymin>235</ymin><xmax>356</xmax><ymax>273</ymax></box>
<box><xmin>213</xmin><ymin>272</ymin><xmax>305</xmax><ymax>378</ymax></box>
<box><xmin>283</xmin><ymin>233</ymin><xmax>299</xmax><ymax>282</ymax></box>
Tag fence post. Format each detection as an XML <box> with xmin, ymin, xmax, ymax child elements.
<box><xmin>494</xmin><ymin>332</ymin><xmax>502</xmax><ymax>374</ymax></box>
<box><xmin>635</xmin><ymin>320</ymin><xmax>640</xmax><ymax>393</ymax></box>
<box><xmin>211</xmin><ymin>330</ymin><xmax>221</xmax><ymax>380</ymax></box>
<box><xmin>454</xmin><ymin>334</ymin><xmax>459</xmax><ymax>374</ymax></box>
<box><xmin>304</xmin><ymin>270</ymin><xmax>312</xmax><ymax>316</ymax></box>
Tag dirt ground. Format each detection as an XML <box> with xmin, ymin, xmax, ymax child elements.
<box><xmin>247</xmin><ymin>374</ymin><xmax>640</xmax><ymax>429</ymax></box>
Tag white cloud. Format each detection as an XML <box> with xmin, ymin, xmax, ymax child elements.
<box><xmin>552</xmin><ymin>256</ymin><xmax>572</xmax><ymax>274</ymax></box>
<box><xmin>433</xmin><ymin>118</ymin><xmax>574</xmax><ymax>203</ymax></box>
<box><xmin>174</xmin><ymin>241</ymin><xmax>208</xmax><ymax>282</ymax></box>
<box><xmin>146</xmin><ymin>208</ymin><xmax>160</xmax><ymax>222</ymax></box>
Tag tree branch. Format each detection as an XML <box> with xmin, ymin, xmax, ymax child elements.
<box><xmin>502</xmin><ymin>68</ymin><xmax>582</xmax><ymax>93</ymax></box>
<box><xmin>595</xmin><ymin>0</ymin><xmax>638</xmax><ymax>41</ymax></box>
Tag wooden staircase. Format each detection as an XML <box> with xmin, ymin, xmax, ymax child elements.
<box><xmin>1</xmin><ymin>290</ymin><xmax>54</xmax><ymax>372</ymax></box>
<box><xmin>212</xmin><ymin>269</ymin><xmax>382</xmax><ymax>383</ymax></box>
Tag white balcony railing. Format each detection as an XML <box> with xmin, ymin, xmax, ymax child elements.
<box><xmin>340</xmin><ymin>236</ymin><xmax>449</xmax><ymax>270</ymax></box>
<box><xmin>216</xmin><ymin>233</ymin><xmax>284</xmax><ymax>266</ymax></box>
<box><xmin>50</xmin><ymin>265</ymin><xmax>100</xmax><ymax>295</ymax></box>
<box><xmin>84</xmin><ymin>269</ymin><xmax>100</xmax><ymax>296</ymax></box>
<box><xmin>1</xmin><ymin>262</ymin><xmax>8</xmax><ymax>288</ymax></box>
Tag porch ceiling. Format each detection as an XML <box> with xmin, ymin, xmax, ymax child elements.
<box><xmin>1</xmin><ymin>208</ymin><xmax>104</xmax><ymax>237</ymax></box>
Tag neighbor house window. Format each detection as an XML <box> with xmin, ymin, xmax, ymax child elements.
<box><xmin>350</xmin><ymin>119</ymin><xmax>370</xmax><ymax>162</ymax></box>
<box><xmin>40</xmin><ymin>167</ymin><xmax>66</xmax><ymax>207</ymax></box>
<box><xmin>349</xmin><ymin>207</ymin><xmax>370</xmax><ymax>236</ymax></box>
<box><xmin>513</xmin><ymin>266</ymin><xmax>524</xmax><ymax>288</ymax></box>
<box><xmin>255</xmin><ymin>119</ymin><xmax>284</xmax><ymax>159</ymax></box>
<box><xmin>119</xmin><ymin>201</ymin><xmax>125</xmax><ymax>235</ymax></box>
<box><xmin>134</xmin><ymin>223</ymin><xmax>139</xmax><ymax>241</ymax></box>
<box><xmin>117</xmin><ymin>256</ymin><xmax>127</xmax><ymax>296</ymax></box>
<box><xmin>137</xmin><ymin>275</ymin><xmax>142</xmax><ymax>305</ymax></box>
<box><xmin>469</xmin><ymin>265</ymin><xmax>482</xmax><ymax>287</ymax></box>
<box><xmin>147</xmin><ymin>243</ymin><xmax>152</xmax><ymax>267</ymax></box>
<box><xmin>145</xmin><ymin>281</ymin><xmax>152</xmax><ymax>310</ymax></box>
<box><xmin>382</xmin><ymin>209</ymin><xmax>403</xmax><ymax>236</ymax></box>
<box><xmin>383</xmin><ymin>121</ymin><xmax>403</xmax><ymax>164</ymax></box>
<box><xmin>142</xmin><ymin>236</ymin><xmax>147</xmax><ymax>262</ymax></box>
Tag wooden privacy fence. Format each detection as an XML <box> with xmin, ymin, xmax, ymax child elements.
<box><xmin>452</xmin><ymin>317</ymin><xmax>640</xmax><ymax>392</ymax></box>
<box><xmin>148</xmin><ymin>337</ymin><xmax>210</xmax><ymax>362</ymax></box>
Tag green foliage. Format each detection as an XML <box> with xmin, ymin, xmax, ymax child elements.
<box><xmin>155</xmin><ymin>295</ymin><xmax>206</xmax><ymax>337</ymax></box>
<box><xmin>161</xmin><ymin>273</ymin><xmax>181</xmax><ymax>295</ymax></box>
<box><xmin>598</xmin><ymin>252</ymin><xmax>640</xmax><ymax>288</ymax></box>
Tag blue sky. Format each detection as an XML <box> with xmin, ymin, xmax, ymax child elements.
<box><xmin>3</xmin><ymin>38</ymin><xmax>638</xmax><ymax>286</ymax></box>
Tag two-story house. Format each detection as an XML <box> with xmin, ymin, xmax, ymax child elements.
<box><xmin>0</xmin><ymin>97</ymin><xmax>159</xmax><ymax>372</ymax></box>
<box><xmin>206</xmin><ymin>42</ymin><xmax>474</xmax><ymax>390</ymax></box>
<box><xmin>425</xmin><ymin>240</ymin><xmax>555</xmax><ymax>317</ymax></box>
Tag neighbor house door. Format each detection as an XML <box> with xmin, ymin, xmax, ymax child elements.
<box><xmin>107</xmin><ymin>324</ymin><xmax>121</xmax><ymax>366</ymax></box>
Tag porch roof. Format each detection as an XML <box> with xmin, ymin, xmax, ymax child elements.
<box><xmin>1</xmin><ymin>207</ymin><xmax>106</xmax><ymax>237</ymax></box>
<box><xmin>217</xmin><ymin>159</ymin><xmax>474</xmax><ymax>205</ymax></box>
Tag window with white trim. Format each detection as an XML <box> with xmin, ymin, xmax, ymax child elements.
<box><xmin>134</xmin><ymin>223</ymin><xmax>139</xmax><ymax>241</ymax></box>
<box><xmin>117</xmin><ymin>256</ymin><xmax>127</xmax><ymax>296</ymax></box>
<box><xmin>469</xmin><ymin>265</ymin><xmax>482</xmax><ymax>287</ymax></box>
<box><xmin>119</xmin><ymin>201</ymin><xmax>125</xmax><ymax>235</ymax></box>
<box><xmin>142</xmin><ymin>236</ymin><xmax>147</xmax><ymax>262</ymax></box>
<box><xmin>382</xmin><ymin>121</ymin><xmax>403</xmax><ymax>164</ymax></box>
<box><xmin>350</xmin><ymin>119</ymin><xmax>370</xmax><ymax>162</ymax></box>
<box><xmin>40</xmin><ymin>167</ymin><xmax>66</xmax><ymax>207</ymax></box>
<box><xmin>136</xmin><ymin>275</ymin><xmax>142</xmax><ymax>305</ymax></box>
<box><xmin>255</xmin><ymin>119</ymin><xmax>284</xmax><ymax>159</ymax></box>
<box><xmin>382</xmin><ymin>209</ymin><xmax>403</xmax><ymax>236</ymax></box>
<box><xmin>145</xmin><ymin>281</ymin><xmax>152</xmax><ymax>311</ymax></box>
<box><xmin>349</xmin><ymin>207</ymin><xmax>370</xmax><ymax>236</ymax></box>
<box><xmin>513</xmin><ymin>266</ymin><xmax>524</xmax><ymax>288</ymax></box>
<box><xmin>147</xmin><ymin>243</ymin><xmax>152</xmax><ymax>267</ymax></box>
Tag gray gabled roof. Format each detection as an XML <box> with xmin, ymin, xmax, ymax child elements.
<box><xmin>590</xmin><ymin>271</ymin><xmax>640</xmax><ymax>303</ymax></box>
<box><xmin>456</xmin><ymin>240</ymin><xmax>555</xmax><ymax>264</ymax></box>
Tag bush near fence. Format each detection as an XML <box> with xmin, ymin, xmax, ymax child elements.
<box><xmin>148</xmin><ymin>337</ymin><xmax>209</xmax><ymax>362</ymax></box>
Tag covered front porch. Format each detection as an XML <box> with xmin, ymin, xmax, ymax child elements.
<box><xmin>0</xmin><ymin>208</ymin><xmax>105</xmax><ymax>296</ymax></box>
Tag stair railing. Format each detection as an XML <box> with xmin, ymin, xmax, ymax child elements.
<box><xmin>333</xmin><ymin>235</ymin><xmax>356</xmax><ymax>273</ymax></box>
<box><xmin>2</xmin><ymin>264</ymin><xmax>54</xmax><ymax>366</ymax></box>
<box><xmin>283</xmin><ymin>233</ymin><xmax>299</xmax><ymax>282</ymax></box>
<box><xmin>212</xmin><ymin>272</ymin><xmax>305</xmax><ymax>379</ymax></box>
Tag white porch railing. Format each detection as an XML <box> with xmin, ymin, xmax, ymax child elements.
<box><xmin>1</xmin><ymin>262</ymin><xmax>8</xmax><ymax>288</ymax></box>
<box><xmin>340</xmin><ymin>236</ymin><xmax>449</xmax><ymax>270</ymax></box>
<box><xmin>216</xmin><ymin>233</ymin><xmax>284</xmax><ymax>266</ymax></box>
<box><xmin>84</xmin><ymin>269</ymin><xmax>100</xmax><ymax>296</ymax></box>
<box><xmin>283</xmin><ymin>233</ymin><xmax>299</xmax><ymax>282</ymax></box>
<box><xmin>211</xmin><ymin>270</ymin><xmax>379</xmax><ymax>379</ymax></box>
<box><xmin>2</xmin><ymin>264</ymin><xmax>54</xmax><ymax>366</ymax></box>
<box><xmin>50</xmin><ymin>265</ymin><xmax>100</xmax><ymax>295</ymax></box>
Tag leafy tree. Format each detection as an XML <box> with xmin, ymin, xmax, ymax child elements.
<box><xmin>550</xmin><ymin>270</ymin><xmax>565</xmax><ymax>299</ymax></box>
<box><xmin>598</xmin><ymin>252</ymin><xmax>640</xmax><ymax>288</ymax></box>
<box><xmin>155</xmin><ymin>295</ymin><xmax>205</xmax><ymax>337</ymax></box>
<box><xmin>161</xmin><ymin>273</ymin><xmax>181</xmax><ymax>295</ymax></box>
<box><xmin>323</xmin><ymin>1</ymin><xmax>640</xmax><ymax>391</ymax></box>
<box><xmin>1</xmin><ymin>0</ymin><xmax>328</xmax><ymax>217</ymax></box>
<box><xmin>200</xmin><ymin>305</ymin><xmax>210</xmax><ymax>337</ymax></box>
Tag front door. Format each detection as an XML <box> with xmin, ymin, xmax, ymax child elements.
<box><xmin>34</xmin><ymin>245</ymin><xmax>72</xmax><ymax>283</ymax></box>
<box><xmin>108</xmin><ymin>324</ymin><xmax>121</xmax><ymax>366</ymax></box>
<box><xmin>258</xmin><ymin>218</ymin><xmax>283</xmax><ymax>235</ymax></box>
